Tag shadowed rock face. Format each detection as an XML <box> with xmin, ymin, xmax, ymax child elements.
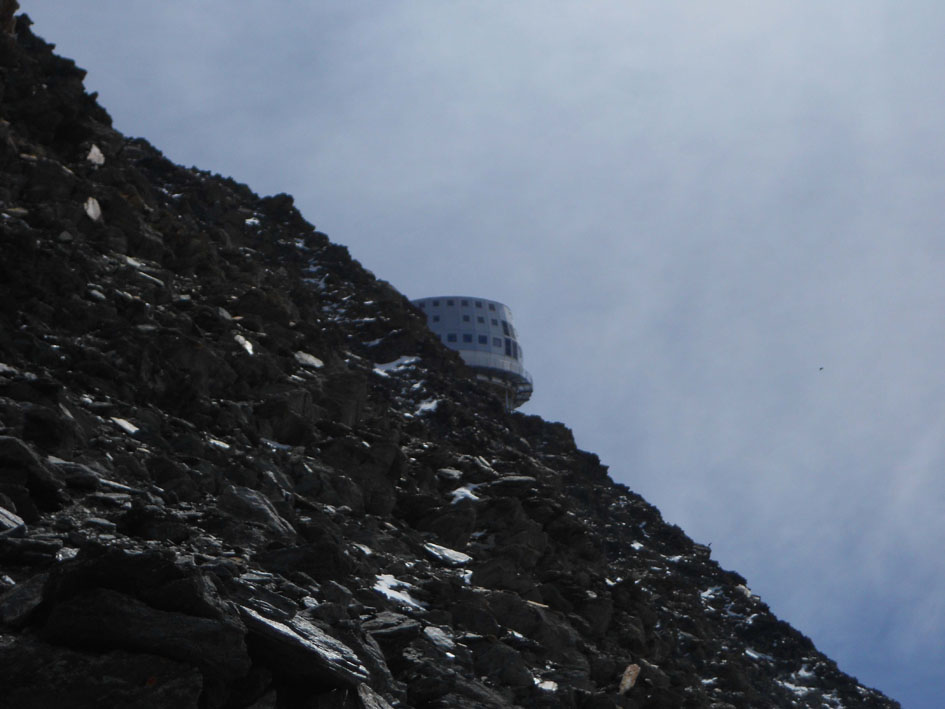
<box><xmin>0</xmin><ymin>9</ymin><xmax>900</xmax><ymax>709</ymax></box>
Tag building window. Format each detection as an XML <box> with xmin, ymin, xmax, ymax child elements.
<box><xmin>462</xmin><ymin>333</ymin><xmax>473</xmax><ymax>343</ymax></box>
<box><xmin>432</xmin><ymin>315</ymin><xmax>440</xmax><ymax>322</ymax></box>
<box><xmin>463</xmin><ymin>315</ymin><xmax>470</xmax><ymax>322</ymax></box>
<box><xmin>478</xmin><ymin>335</ymin><xmax>488</xmax><ymax>344</ymax></box>
<box><xmin>447</xmin><ymin>333</ymin><xmax>457</xmax><ymax>342</ymax></box>
<box><xmin>502</xmin><ymin>321</ymin><xmax>510</xmax><ymax>336</ymax></box>
<box><xmin>491</xmin><ymin>318</ymin><xmax>498</xmax><ymax>326</ymax></box>
<box><xmin>461</xmin><ymin>299</ymin><xmax>469</xmax><ymax>306</ymax></box>
<box><xmin>504</xmin><ymin>338</ymin><xmax>512</xmax><ymax>356</ymax></box>
<box><xmin>488</xmin><ymin>304</ymin><xmax>496</xmax><ymax>311</ymax></box>
<box><xmin>512</xmin><ymin>342</ymin><xmax>518</xmax><ymax>359</ymax></box>
<box><xmin>493</xmin><ymin>337</ymin><xmax>502</xmax><ymax>347</ymax></box>
<box><xmin>476</xmin><ymin>301</ymin><xmax>482</xmax><ymax>308</ymax></box>
<box><xmin>432</xmin><ymin>300</ymin><xmax>439</xmax><ymax>306</ymax></box>
<box><xmin>477</xmin><ymin>316</ymin><xmax>485</xmax><ymax>323</ymax></box>
<box><xmin>447</xmin><ymin>299</ymin><xmax>454</xmax><ymax>306</ymax></box>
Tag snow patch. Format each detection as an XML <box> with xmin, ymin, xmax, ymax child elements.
<box><xmin>373</xmin><ymin>356</ymin><xmax>419</xmax><ymax>377</ymax></box>
<box><xmin>776</xmin><ymin>679</ymin><xmax>813</xmax><ymax>696</ymax></box>
<box><xmin>415</xmin><ymin>399</ymin><xmax>440</xmax><ymax>415</ymax></box>
<box><xmin>450</xmin><ymin>486</ymin><xmax>481</xmax><ymax>504</ymax></box>
<box><xmin>373</xmin><ymin>574</ymin><xmax>426</xmax><ymax>609</ymax></box>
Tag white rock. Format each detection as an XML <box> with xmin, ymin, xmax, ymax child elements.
<box><xmin>294</xmin><ymin>351</ymin><xmax>324</xmax><ymax>368</ymax></box>
<box><xmin>423</xmin><ymin>542</ymin><xmax>472</xmax><ymax>566</ymax></box>
<box><xmin>619</xmin><ymin>663</ymin><xmax>641</xmax><ymax>693</ymax></box>
<box><xmin>84</xmin><ymin>196</ymin><xmax>102</xmax><ymax>221</ymax></box>
<box><xmin>86</xmin><ymin>144</ymin><xmax>105</xmax><ymax>166</ymax></box>
<box><xmin>110</xmin><ymin>417</ymin><xmax>139</xmax><ymax>435</ymax></box>
<box><xmin>234</xmin><ymin>334</ymin><xmax>254</xmax><ymax>355</ymax></box>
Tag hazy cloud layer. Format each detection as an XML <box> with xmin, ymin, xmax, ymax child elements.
<box><xmin>28</xmin><ymin>2</ymin><xmax>945</xmax><ymax>705</ymax></box>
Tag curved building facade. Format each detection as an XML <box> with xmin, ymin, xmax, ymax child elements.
<box><xmin>412</xmin><ymin>296</ymin><xmax>532</xmax><ymax>408</ymax></box>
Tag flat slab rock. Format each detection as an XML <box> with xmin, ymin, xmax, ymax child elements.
<box><xmin>239</xmin><ymin>605</ymin><xmax>369</xmax><ymax>687</ymax></box>
<box><xmin>0</xmin><ymin>505</ymin><xmax>26</xmax><ymax>537</ymax></box>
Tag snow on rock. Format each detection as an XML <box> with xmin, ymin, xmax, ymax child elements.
<box><xmin>372</xmin><ymin>356</ymin><xmax>419</xmax><ymax>377</ymax></box>
<box><xmin>373</xmin><ymin>574</ymin><xmax>426</xmax><ymax>610</ymax></box>
<box><xmin>423</xmin><ymin>542</ymin><xmax>472</xmax><ymax>567</ymax></box>
<box><xmin>776</xmin><ymin>679</ymin><xmax>813</xmax><ymax>697</ymax></box>
<box><xmin>414</xmin><ymin>399</ymin><xmax>440</xmax><ymax>415</ymax></box>
<box><xmin>700</xmin><ymin>586</ymin><xmax>722</xmax><ymax>601</ymax></box>
<box><xmin>450</xmin><ymin>485</ymin><xmax>481</xmax><ymax>504</ymax></box>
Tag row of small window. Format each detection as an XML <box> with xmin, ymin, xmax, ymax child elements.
<box><xmin>430</xmin><ymin>314</ymin><xmax>512</xmax><ymax>334</ymax></box>
<box><xmin>442</xmin><ymin>333</ymin><xmax>520</xmax><ymax>360</ymax></box>
<box><xmin>420</xmin><ymin>299</ymin><xmax>497</xmax><ymax>311</ymax></box>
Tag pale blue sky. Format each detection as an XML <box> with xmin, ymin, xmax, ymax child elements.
<box><xmin>26</xmin><ymin>3</ymin><xmax>945</xmax><ymax>706</ymax></box>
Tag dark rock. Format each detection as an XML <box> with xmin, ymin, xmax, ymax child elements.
<box><xmin>0</xmin><ymin>503</ymin><xmax>25</xmax><ymax>537</ymax></box>
<box><xmin>218</xmin><ymin>484</ymin><xmax>297</xmax><ymax>542</ymax></box>
<box><xmin>0</xmin><ymin>634</ymin><xmax>204</xmax><ymax>709</ymax></box>
<box><xmin>362</xmin><ymin>611</ymin><xmax>423</xmax><ymax>651</ymax></box>
<box><xmin>0</xmin><ymin>435</ymin><xmax>66</xmax><ymax>509</ymax></box>
<box><xmin>240</xmin><ymin>605</ymin><xmax>369</xmax><ymax>687</ymax></box>
<box><xmin>40</xmin><ymin>587</ymin><xmax>251</xmax><ymax>680</ymax></box>
<box><xmin>482</xmin><ymin>474</ymin><xmax>538</xmax><ymax>497</ymax></box>
<box><xmin>311</xmin><ymin>683</ymin><xmax>395</xmax><ymax>709</ymax></box>
<box><xmin>468</xmin><ymin>636</ymin><xmax>534</xmax><ymax>689</ymax></box>
<box><xmin>0</xmin><ymin>572</ymin><xmax>46</xmax><ymax>627</ymax></box>
<box><xmin>0</xmin><ymin>535</ymin><xmax>62</xmax><ymax>565</ymax></box>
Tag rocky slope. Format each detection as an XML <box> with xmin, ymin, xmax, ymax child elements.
<box><xmin>0</xmin><ymin>10</ymin><xmax>899</xmax><ymax>709</ymax></box>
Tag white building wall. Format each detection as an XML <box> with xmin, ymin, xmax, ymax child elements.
<box><xmin>412</xmin><ymin>295</ymin><xmax>532</xmax><ymax>405</ymax></box>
